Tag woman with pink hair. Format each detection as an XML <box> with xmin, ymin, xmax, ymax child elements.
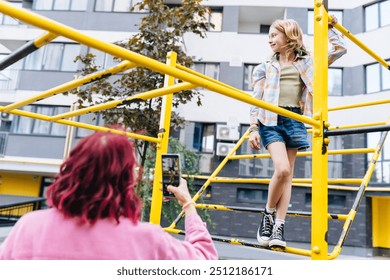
<box><xmin>0</xmin><ymin>131</ymin><xmax>217</xmax><ymax>260</ymax></box>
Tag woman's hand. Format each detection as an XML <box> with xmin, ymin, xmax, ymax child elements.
<box><xmin>167</xmin><ymin>179</ymin><xmax>196</xmax><ymax>215</ymax></box>
<box><xmin>329</xmin><ymin>15</ymin><xmax>338</xmax><ymax>28</ymax></box>
<box><xmin>249</xmin><ymin>131</ymin><xmax>261</xmax><ymax>150</ymax></box>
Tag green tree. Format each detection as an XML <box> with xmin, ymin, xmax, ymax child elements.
<box><xmin>67</xmin><ymin>0</ymin><xmax>213</xmax><ymax>224</ymax></box>
<box><xmin>69</xmin><ymin>0</ymin><xmax>211</xmax><ymax>163</ymax></box>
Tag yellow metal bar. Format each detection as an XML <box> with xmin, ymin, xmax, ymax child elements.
<box><xmin>229</xmin><ymin>148</ymin><xmax>374</xmax><ymax>160</ymax></box>
<box><xmin>328</xmin><ymin>121</ymin><xmax>386</xmax><ymax>131</ymax></box>
<box><xmin>328</xmin><ymin>209</ymin><xmax>357</xmax><ymax>260</ymax></box>
<box><xmin>149</xmin><ymin>51</ymin><xmax>177</xmax><ymax>224</ymax></box>
<box><xmin>329</xmin><ymin>99</ymin><xmax>390</xmax><ymax>112</ymax></box>
<box><xmin>207</xmin><ymin>177</ymin><xmax>363</xmax><ymax>184</ymax></box>
<box><xmin>329</xmin><ymin>15</ymin><xmax>390</xmax><ymax>70</ymax></box>
<box><xmin>163</xmin><ymin>227</ymin><xmax>314</xmax><ymax>257</ymax></box>
<box><xmin>167</xmin><ymin>129</ymin><xmax>251</xmax><ymax>229</ymax></box>
<box><xmin>34</xmin><ymin>31</ymin><xmax>58</xmax><ymax>48</ymax></box>
<box><xmin>50</xmin><ymin>82</ymin><xmax>196</xmax><ymax>121</ymax></box>
<box><xmin>0</xmin><ymin>31</ymin><xmax>58</xmax><ymax>70</ymax></box>
<box><xmin>195</xmin><ymin>203</ymin><xmax>348</xmax><ymax>221</ymax></box>
<box><xmin>176</xmin><ymin>63</ymin><xmax>240</xmax><ymax>92</ymax></box>
<box><xmin>1</xmin><ymin>106</ymin><xmax>160</xmax><ymax>143</ymax></box>
<box><xmin>311</xmin><ymin>2</ymin><xmax>329</xmax><ymax>260</ymax></box>
<box><xmin>184</xmin><ymin>174</ymin><xmax>390</xmax><ymax>192</ymax></box>
<box><xmin>1</xmin><ymin>61</ymin><xmax>136</xmax><ymax>113</ymax></box>
<box><xmin>184</xmin><ymin>174</ymin><xmax>362</xmax><ymax>185</ymax></box>
<box><xmin>0</xmin><ymin>1</ymin><xmax>319</xmax><ymax>128</ymax></box>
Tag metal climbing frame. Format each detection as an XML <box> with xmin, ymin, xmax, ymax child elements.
<box><xmin>0</xmin><ymin>1</ymin><xmax>389</xmax><ymax>260</ymax></box>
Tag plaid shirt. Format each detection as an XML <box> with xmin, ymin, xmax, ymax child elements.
<box><xmin>250</xmin><ymin>28</ymin><xmax>347</xmax><ymax>126</ymax></box>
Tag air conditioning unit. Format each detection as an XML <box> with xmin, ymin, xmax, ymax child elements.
<box><xmin>0</xmin><ymin>112</ymin><xmax>10</xmax><ymax>120</ymax></box>
<box><xmin>198</xmin><ymin>154</ymin><xmax>213</xmax><ymax>173</ymax></box>
<box><xmin>216</xmin><ymin>142</ymin><xmax>236</xmax><ymax>156</ymax></box>
<box><xmin>216</xmin><ymin>125</ymin><xmax>239</xmax><ymax>141</ymax></box>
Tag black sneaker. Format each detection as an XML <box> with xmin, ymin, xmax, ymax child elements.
<box><xmin>269</xmin><ymin>223</ymin><xmax>286</xmax><ymax>249</ymax></box>
<box><xmin>256</xmin><ymin>211</ymin><xmax>275</xmax><ymax>247</ymax></box>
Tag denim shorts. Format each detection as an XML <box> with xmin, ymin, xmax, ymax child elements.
<box><xmin>258</xmin><ymin>107</ymin><xmax>310</xmax><ymax>151</ymax></box>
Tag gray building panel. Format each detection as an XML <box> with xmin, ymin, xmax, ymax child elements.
<box><xmin>344</xmin><ymin>6</ymin><xmax>364</xmax><ymax>34</ymax></box>
<box><xmin>343</xmin><ymin>66</ymin><xmax>365</xmax><ymax>96</ymax></box>
<box><xmin>17</xmin><ymin>71</ymin><xmax>76</xmax><ymax>91</ymax></box>
<box><xmin>6</xmin><ymin>134</ymin><xmax>65</xmax><ymax>158</ymax></box>
<box><xmin>285</xmin><ymin>8</ymin><xmax>308</xmax><ymax>34</ymax></box>
<box><xmin>221</xmin><ymin>6</ymin><xmax>239</xmax><ymax>33</ymax></box>
<box><xmin>219</xmin><ymin>62</ymin><xmax>244</xmax><ymax>90</ymax></box>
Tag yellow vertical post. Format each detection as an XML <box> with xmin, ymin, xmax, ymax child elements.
<box><xmin>311</xmin><ymin>1</ymin><xmax>329</xmax><ymax>260</ymax></box>
<box><xmin>149</xmin><ymin>51</ymin><xmax>177</xmax><ymax>224</ymax></box>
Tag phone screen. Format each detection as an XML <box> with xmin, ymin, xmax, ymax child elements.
<box><xmin>162</xmin><ymin>154</ymin><xmax>181</xmax><ymax>197</ymax></box>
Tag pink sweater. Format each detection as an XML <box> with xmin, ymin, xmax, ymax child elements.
<box><xmin>0</xmin><ymin>208</ymin><xmax>218</xmax><ymax>260</ymax></box>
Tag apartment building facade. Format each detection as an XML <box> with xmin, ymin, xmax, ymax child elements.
<box><xmin>0</xmin><ymin>0</ymin><xmax>389</xmax><ymax>256</ymax></box>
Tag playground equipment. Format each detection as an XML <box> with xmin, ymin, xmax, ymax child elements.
<box><xmin>0</xmin><ymin>1</ymin><xmax>389</xmax><ymax>260</ymax></box>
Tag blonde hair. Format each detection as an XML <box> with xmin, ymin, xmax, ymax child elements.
<box><xmin>270</xmin><ymin>19</ymin><xmax>307</xmax><ymax>57</ymax></box>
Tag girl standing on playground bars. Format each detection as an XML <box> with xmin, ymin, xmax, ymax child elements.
<box><xmin>249</xmin><ymin>16</ymin><xmax>347</xmax><ymax>249</ymax></box>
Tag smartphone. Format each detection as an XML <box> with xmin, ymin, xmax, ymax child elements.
<box><xmin>162</xmin><ymin>154</ymin><xmax>181</xmax><ymax>197</ymax></box>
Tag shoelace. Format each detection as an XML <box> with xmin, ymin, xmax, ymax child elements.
<box><xmin>262</xmin><ymin>213</ymin><xmax>274</xmax><ymax>235</ymax></box>
<box><xmin>272</xmin><ymin>224</ymin><xmax>284</xmax><ymax>240</ymax></box>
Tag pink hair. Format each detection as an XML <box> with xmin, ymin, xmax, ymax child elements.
<box><xmin>46</xmin><ymin>130</ymin><xmax>142</xmax><ymax>224</ymax></box>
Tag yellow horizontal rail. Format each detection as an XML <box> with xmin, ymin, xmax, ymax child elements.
<box><xmin>2</xmin><ymin>61</ymin><xmax>137</xmax><ymax>113</ymax></box>
<box><xmin>0</xmin><ymin>106</ymin><xmax>160</xmax><ymax>143</ymax></box>
<box><xmin>163</xmin><ymin>227</ymin><xmax>314</xmax><ymax>257</ymax></box>
<box><xmin>329</xmin><ymin>99</ymin><xmax>390</xmax><ymax>112</ymax></box>
<box><xmin>228</xmin><ymin>148</ymin><xmax>375</xmax><ymax>160</ymax></box>
<box><xmin>200</xmin><ymin>177</ymin><xmax>363</xmax><ymax>185</ymax></box>
<box><xmin>195</xmin><ymin>203</ymin><xmax>349</xmax><ymax>221</ymax></box>
<box><xmin>176</xmin><ymin>63</ymin><xmax>240</xmax><ymax>93</ymax></box>
<box><xmin>0</xmin><ymin>1</ymin><xmax>319</xmax><ymax>128</ymax></box>
<box><xmin>328</xmin><ymin>121</ymin><xmax>386</xmax><ymax>131</ymax></box>
<box><xmin>49</xmin><ymin>82</ymin><xmax>196</xmax><ymax>121</ymax></box>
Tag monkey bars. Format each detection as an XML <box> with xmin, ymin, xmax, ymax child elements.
<box><xmin>0</xmin><ymin>0</ymin><xmax>389</xmax><ymax>260</ymax></box>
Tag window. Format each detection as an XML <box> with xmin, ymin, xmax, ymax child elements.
<box><xmin>95</xmin><ymin>0</ymin><xmax>140</xmax><ymax>12</ymax></box>
<box><xmin>0</xmin><ymin>55</ymin><xmax>22</xmax><ymax>91</ymax></box>
<box><xmin>367</xmin><ymin>132</ymin><xmax>390</xmax><ymax>184</ymax></box>
<box><xmin>328</xmin><ymin>68</ymin><xmax>343</xmax><ymax>96</ymax></box>
<box><xmin>243</xmin><ymin>64</ymin><xmax>257</xmax><ymax>91</ymax></box>
<box><xmin>193</xmin><ymin>123</ymin><xmax>215</xmax><ymax>153</ymax></box>
<box><xmin>365</xmin><ymin>61</ymin><xmax>390</xmax><ymax>93</ymax></box>
<box><xmin>76</xmin><ymin>113</ymin><xmax>102</xmax><ymax>137</ymax></box>
<box><xmin>307</xmin><ymin>10</ymin><xmax>343</xmax><ymax>35</ymax></box>
<box><xmin>12</xmin><ymin>105</ymin><xmax>69</xmax><ymax>136</ymax></box>
<box><xmin>260</xmin><ymin>24</ymin><xmax>270</xmax><ymax>34</ymax></box>
<box><xmin>208</xmin><ymin>8</ymin><xmax>223</xmax><ymax>32</ymax></box>
<box><xmin>87</xmin><ymin>48</ymin><xmax>118</xmax><ymax>69</ymax></box>
<box><xmin>34</xmin><ymin>0</ymin><xmax>88</xmax><ymax>11</ymax></box>
<box><xmin>237</xmin><ymin>188</ymin><xmax>268</xmax><ymax>203</ymax></box>
<box><xmin>24</xmin><ymin>43</ymin><xmax>81</xmax><ymax>72</ymax></box>
<box><xmin>238</xmin><ymin>125</ymin><xmax>274</xmax><ymax>177</ymax></box>
<box><xmin>365</xmin><ymin>0</ymin><xmax>390</xmax><ymax>31</ymax></box>
<box><xmin>192</xmin><ymin>63</ymin><xmax>219</xmax><ymax>81</ymax></box>
<box><xmin>0</xmin><ymin>2</ymin><xmax>22</xmax><ymax>25</ymax></box>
